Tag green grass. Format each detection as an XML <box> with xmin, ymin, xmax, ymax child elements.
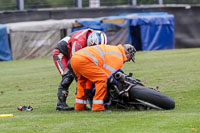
<box><xmin>0</xmin><ymin>48</ymin><xmax>200</xmax><ymax>133</ymax></box>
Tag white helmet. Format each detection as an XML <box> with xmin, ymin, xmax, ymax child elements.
<box><xmin>87</xmin><ymin>31</ymin><xmax>107</xmax><ymax>46</ymax></box>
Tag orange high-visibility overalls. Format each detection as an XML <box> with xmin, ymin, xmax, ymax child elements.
<box><xmin>70</xmin><ymin>44</ymin><xmax>127</xmax><ymax>111</ymax></box>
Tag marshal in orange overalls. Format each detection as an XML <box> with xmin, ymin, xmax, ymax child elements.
<box><xmin>70</xmin><ymin>44</ymin><xmax>127</xmax><ymax>111</ymax></box>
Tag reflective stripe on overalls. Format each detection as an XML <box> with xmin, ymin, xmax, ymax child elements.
<box><xmin>76</xmin><ymin>99</ymin><xmax>88</xmax><ymax>104</ymax></box>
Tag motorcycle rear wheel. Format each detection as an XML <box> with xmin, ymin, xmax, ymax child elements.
<box><xmin>129</xmin><ymin>85</ymin><xmax>175</xmax><ymax>110</ymax></box>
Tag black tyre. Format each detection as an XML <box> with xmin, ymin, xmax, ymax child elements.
<box><xmin>129</xmin><ymin>85</ymin><xmax>175</xmax><ymax>110</ymax></box>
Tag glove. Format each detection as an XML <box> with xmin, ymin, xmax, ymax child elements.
<box><xmin>85</xmin><ymin>89</ymin><xmax>93</xmax><ymax>100</ymax></box>
<box><xmin>17</xmin><ymin>106</ymin><xmax>33</xmax><ymax>111</ymax></box>
<box><xmin>85</xmin><ymin>89</ymin><xmax>93</xmax><ymax>107</ymax></box>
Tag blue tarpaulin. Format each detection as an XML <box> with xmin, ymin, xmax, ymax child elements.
<box><xmin>73</xmin><ymin>12</ymin><xmax>174</xmax><ymax>51</ymax></box>
<box><xmin>123</xmin><ymin>13</ymin><xmax>174</xmax><ymax>50</ymax></box>
<box><xmin>0</xmin><ymin>24</ymin><xmax>11</xmax><ymax>61</ymax></box>
<box><xmin>73</xmin><ymin>16</ymin><xmax>132</xmax><ymax>45</ymax></box>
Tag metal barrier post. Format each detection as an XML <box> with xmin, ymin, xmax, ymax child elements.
<box><xmin>158</xmin><ymin>0</ymin><xmax>163</xmax><ymax>5</ymax></box>
<box><xmin>75</xmin><ymin>0</ymin><xmax>82</xmax><ymax>8</ymax></box>
<box><xmin>16</xmin><ymin>0</ymin><xmax>24</xmax><ymax>10</ymax></box>
<box><xmin>132</xmin><ymin>0</ymin><xmax>137</xmax><ymax>6</ymax></box>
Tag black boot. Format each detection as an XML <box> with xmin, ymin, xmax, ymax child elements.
<box><xmin>56</xmin><ymin>70</ymin><xmax>74</xmax><ymax>111</ymax></box>
<box><xmin>56</xmin><ymin>88</ymin><xmax>74</xmax><ymax>111</ymax></box>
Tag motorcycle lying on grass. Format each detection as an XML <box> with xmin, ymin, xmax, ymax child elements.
<box><xmin>92</xmin><ymin>69</ymin><xmax>175</xmax><ymax>111</ymax></box>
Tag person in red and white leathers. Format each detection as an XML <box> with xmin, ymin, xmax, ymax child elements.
<box><xmin>53</xmin><ymin>28</ymin><xmax>107</xmax><ymax>111</ymax></box>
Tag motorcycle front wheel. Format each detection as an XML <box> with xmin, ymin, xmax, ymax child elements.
<box><xmin>129</xmin><ymin>85</ymin><xmax>175</xmax><ymax>110</ymax></box>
